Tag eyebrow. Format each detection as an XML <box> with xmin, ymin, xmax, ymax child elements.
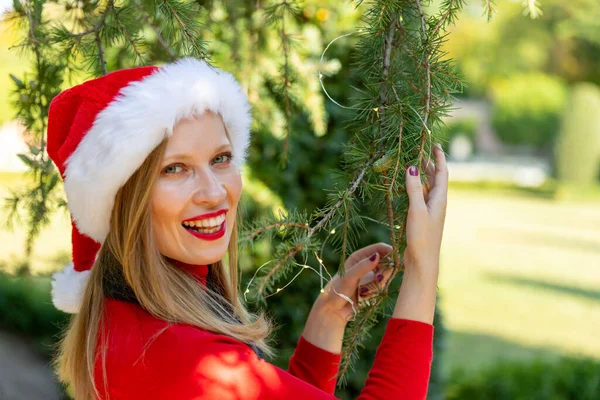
<box><xmin>163</xmin><ymin>143</ymin><xmax>232</xmax><ymax>161</ymax></box>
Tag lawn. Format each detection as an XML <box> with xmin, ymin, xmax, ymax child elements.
<box><xmin>1</xmin><ymin>172</ymin><xmax>599</xmax><ymax>375</ymax></box>
<box><xmin>440</xmin><ymin>187</ymin><xmax>600</xmax><ymax>374</ymax></box>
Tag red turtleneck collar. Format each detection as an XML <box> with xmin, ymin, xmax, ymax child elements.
<box><xmin>169</xmin><ymin>258</ymin><xmax>210</xmax><ymax>286</ymax></box>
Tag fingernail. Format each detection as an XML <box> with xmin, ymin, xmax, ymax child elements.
<box><xmin>360</xmin><ymin>287</ymin><xmax>369</xmax><ymax>295</ymax></box>
<box><xmin>409</xmin><ymin>166</ymin><xmax>418</xmax><ymax>176</ymax></box>
<box><xmin>376</xmin><ymin>273</ymin><xmax>384</xmax><ymax>282</ymax></box>
<box><xmin>436</xmin><ymin>143</ymin><xmax>443</xmax><ymax>151</ymax></box>
<box><xmin>370</xmin><ymin>253</ymin><xmax>378</xmax><ymax>261</ymax></box>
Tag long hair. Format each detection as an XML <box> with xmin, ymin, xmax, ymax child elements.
<box><xmin>53</xmin><ymin>134</ymin><xmax>273</xmax><ymax>400</ymax></box>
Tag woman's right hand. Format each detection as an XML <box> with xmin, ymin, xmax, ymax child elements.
<box><xmin>392</xmin><ymin>143</ymin><xmax>448</xmax><ymax>324</ymax></box>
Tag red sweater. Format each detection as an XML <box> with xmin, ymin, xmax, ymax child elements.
<box><xmin>94</xmin><ymin>264</ymin><xmax>434</xmax><ymax>399</ymax></box>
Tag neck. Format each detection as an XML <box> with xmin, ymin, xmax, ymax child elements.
<box><xmin>167</xmin><ymin>258</ymin><xmax>210</xmax><ymax>284</ymax></box>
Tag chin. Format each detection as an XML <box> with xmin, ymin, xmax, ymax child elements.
<box><xmin>189</xmin><ymin>247</ymin><xmax>228</xmax><ymax>265</ymax></box>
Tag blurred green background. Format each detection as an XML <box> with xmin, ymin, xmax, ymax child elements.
<box><xmin>1</xmin><ymin>0</ymin><xmax>599</xmax><ymax>399</ymax></box>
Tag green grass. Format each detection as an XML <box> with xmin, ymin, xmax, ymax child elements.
<box><xmin>439</xmin><ymin>187</ymin><xmax>600</xmax><ymax>374</ymax></box>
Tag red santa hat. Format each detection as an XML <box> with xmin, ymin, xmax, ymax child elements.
<box><xmin>47</xmin><ymin>57</ymin><xmax>251</xmax><ymax>313</ymax></box>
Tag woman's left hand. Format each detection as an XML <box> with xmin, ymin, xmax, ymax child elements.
<box><xmin>312</xmin><ymin>242</ymin><xmax>395</xmax><ymax>326</ymax></box>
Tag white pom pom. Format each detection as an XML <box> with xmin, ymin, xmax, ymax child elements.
<box><xmin>51</xmin><ymin>263</ymin><xmax>90</xmax><ymax>314</ymax></box>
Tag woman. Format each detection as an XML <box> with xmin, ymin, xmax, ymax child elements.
<box><xmin>47</xmin><ymin>58</ymin><xmax>448</xmax><ymax>400</ymax></box>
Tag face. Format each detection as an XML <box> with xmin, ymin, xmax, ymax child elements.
<box><xmin>151</xmin><ymin>111</ymin><xmax>242</xmax><ymax>265</ymax></box>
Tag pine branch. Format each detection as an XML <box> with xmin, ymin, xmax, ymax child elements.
<box><xmin>111</xmin><ymin>6</ymin><xmax>146</xmax><ymax>64</ymax></box>
<box><xmin>415</xmin><ymin>0</ymin><xmax>431</xmax><ymax>128</ymax></box>
<box><xmin>242</xmin><ymin>222</ymin><xmax>309</xmax><ymax>242</ymax></box>
<box><xmin>265</xmin><ymin>0</ymin><xmax>301</xmax><ymax>167</ymax></box>
<box><xmin>132</xmin><ymin>0</ymin><xmax>177</xmax><ymax>59</ymax></box>
<box><xmin>431</xmin><ymin>0</ymin><xmax>465</xmax><ymax>38</ymax></box>
<box><xmin>5</xmin><ymin>0</ymin><xmax>67</xmax><ymax>272</ymax></box>
<box><xmin>333</xmin><ymin>0</ymin><xmax>466</xmax><ymax>384</ymax></box>
<box><xmin>157</xmin><ymin>0</ymin><xmax>208</xmax><ymax>59</ymax></box>
<box><xmin>481</xmin><ymin>0</ymin><xmax>496</xmax><ymax>22</ymax></box>
<box><xmin>95</xmin><ymin>31</ymin><xmax>108</xmax><ymax>74</ymax></box>
<box><xmin>243</xmin><ymin>157</ymin><xmax>375</xmax><ymax>296</ymax></box>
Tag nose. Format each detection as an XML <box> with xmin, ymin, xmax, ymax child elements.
<box><xmin>191</xmin><ymin>168</ymin><xmax>227</xmax><ymax>207</ymax></box>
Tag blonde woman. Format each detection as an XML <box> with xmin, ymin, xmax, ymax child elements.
<box><xmin>47</xmin><ymin>58</ymin><xmax>448</xmax><ymax>400</ymax></box>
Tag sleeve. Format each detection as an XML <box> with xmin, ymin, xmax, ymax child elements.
<box><xmin>287</xmin><ymin>334</ymin><xmax>341</xmax><ymax>394</ymax></box>
<box><xmin>145</xmin><ymin>318</ymin><xmax>433</xmax><ymax>400</ymax></box>
<box><xmin>358</xmin><ymin>318</ymin><xmax>434</xmax><ymax>400</ymax></box>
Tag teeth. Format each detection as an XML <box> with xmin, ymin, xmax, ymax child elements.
<box><xmin>183</xmin><ymin>213</ymin><xmax>226</xmax><ymax>228</ymax></box>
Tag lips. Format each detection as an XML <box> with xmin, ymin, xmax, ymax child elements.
<box><xmin>181</xmin><ymin>209</ymin><xmax>228</xmax><ymax>241</ymax></box>
<box><xmin>183</xmin><ymin>219</ymin><xmax>226</xmax><ymax>241</ymax></box>
<box><xmin>182</xmin><ymin>208</ymin><xmax>228</xmax><ymax>224</ymax></box>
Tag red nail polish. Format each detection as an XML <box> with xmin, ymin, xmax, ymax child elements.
<box><xmin>370</xmin><ymin>253</ymin><xmax>377</xmax><ymax>261</ymax></box>
<box><xmin>409</xmin><ymin>166</ymin><xmax>418</xmax><ymax>176</ymax></box>
<box><xmin>377</xmin><ymin>273</ymin><xmax>383</xmax><ymax>282</ymax></box>
<box><xmin>360</xmin><ymin>287</ymin><xmax>368</xmax><ymax>295</ymax></box>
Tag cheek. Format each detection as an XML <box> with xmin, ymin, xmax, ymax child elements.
<box><xmin>151</xmin><ymin>182</ymin><xmax>183</xmax><ymax>233</ymax></box>
<box><xmin>228</xmin><ymin>169</ymin><xmax>243</xmax><ymax>202</ymax></box>
<box><xmin>225</xmin><ymin>172</ymin><xmax>242</xmax><ymax>229</ymax></box>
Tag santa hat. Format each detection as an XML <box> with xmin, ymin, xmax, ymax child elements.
<box><xmin>47</xmin><ymin>58</ymin><xmax>252</xmax><ymax>313</ymax></box>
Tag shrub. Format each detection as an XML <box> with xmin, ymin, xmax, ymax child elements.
<box><xmin>446</xmin><ymin>356</ymin><xmax>600</xmax><ymax>400</ymax></box>
<box><xmin>0</xmin><ymin>270</ymin><xmax>69</xmax><ymax>355</ymax></box>
<box><xmin>490</xmin><ymin>73</ymin><xmax>567</xmax><ymax>149</ymax></box>
<box><xmin>555</xmin><ymin>83</ymin><xmax>600</xmax><ymax>186</ymax></box>
<box><xmin>441</xmin><ymin>118</ymin><xmax>477</xmax><ymax>145</ymax></box>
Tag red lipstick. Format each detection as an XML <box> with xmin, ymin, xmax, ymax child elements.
<box><xmin>182</xmin><ymin>208</ymin><xmax>228</xmax><ymax>222</ymax></box>
<box><xmin>182</xmin><ymin>208</ymin><xmax>228</xmax><ymax>241</ymax></box>
<box><xmin>185</xmin><ymin>220</ymin><xmax>226</xmax><ymax>241</ymax></box>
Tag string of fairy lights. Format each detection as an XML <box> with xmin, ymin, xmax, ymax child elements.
<box><xmin>244</xmin><ymin>26</ymin><xmax>437</xmax><ymax>320</ymax></box>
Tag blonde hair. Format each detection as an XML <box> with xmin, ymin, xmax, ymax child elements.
<box><xmin>53</xmin><ymin>134</ymin><xmax>273</xmax><ymax>400</ymax></box>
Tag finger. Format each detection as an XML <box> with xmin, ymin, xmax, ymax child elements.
<box><xmin>358</xmin><ymin>267</ymin><xmax>394</xmax><ymax>299</ymax></box>
<box><xmin>421</xmin><ymin>157</ymin><xmax>435</xmax><ymax>201</ymax></box>
<box><xmin>359</xmin><ymin>259</ymin><xmax>393</xmax><ymax>285</ymax></box>
<box><xmin>376</xmin><ymin>267</ymin><xmax>393</xmax><ymax>287</ymax></box>
<box><xmin>422</xmin><ymin>156</ymin><xmax>435</xmax><ymax>188</ymax></box>
<box><xmin>344</xmin><ymin>252</ymin><xmax>381</xmax><ymax>286</ymax></box>
<box><xmin>406</xmin><ymin>164</ymin><xmax>427</xmax><ymax>213</ymax></box>
<box><xmin>345</xmin><ymin>242</ymin><xmax>393</xmax><ymax>269</ymax></box>
<box><xmin>358</xmin><ymin>270</ymin><xmax>376</xmax><ymax>287</ymax></box>
<box><xmin>427</xmin><ymin>143</ymin><xmax>449</xmax><ymax>212</ymax></box>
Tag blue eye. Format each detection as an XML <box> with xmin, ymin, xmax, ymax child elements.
<box><xmin>214</xmin><ymin>152</ymin><xmax>234</xmax><ymax>165</ymax></box>
<box><xmin>163</xmin><ymin>164</ymin><xmax>185</xmax><ymax>174</ymax></box>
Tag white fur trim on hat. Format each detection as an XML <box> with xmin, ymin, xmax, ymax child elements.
<box><xmin>51</xmin><ymin>263</ymin><xmax>90</xmax><ymax>313</ymax></box>
<box><xmin>63</xmin><ymin>58</ymin><xmax>251</xmax><ymax>243</ymax></box>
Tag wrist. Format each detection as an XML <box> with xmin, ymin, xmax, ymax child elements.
<box><xmin>402</xmin><ymin>260</ymin><xmax>439</xmax><ymax>288</ymax></box>
<box><xmin>302</xmin><ymin>302</ymin><xmax>346</xmax><ymax>354</ymax></box>
<box><xmin>392</xmin><ymin>270</ymin><xmax>438</xmax><ymax>324</ymax></box>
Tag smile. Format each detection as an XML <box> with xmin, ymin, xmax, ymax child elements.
<box><xmin>182</xmin><ymin>214</ymin><xmax>226</xmax><ymax>241</ymax></box>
